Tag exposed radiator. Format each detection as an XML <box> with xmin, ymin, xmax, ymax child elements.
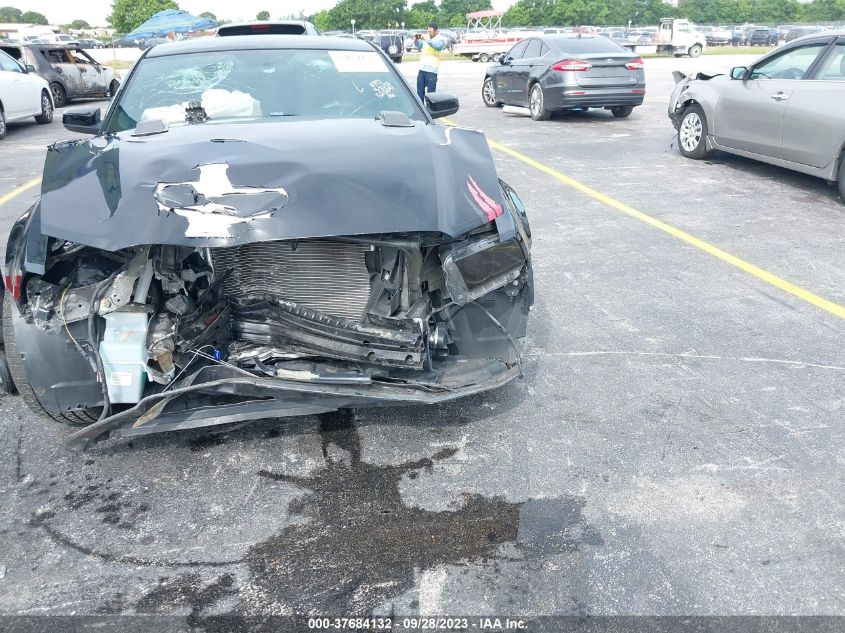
<box><xmin>211</xmin><ymin>240</ymin><xmax>373</xmax><ymax>321</ymax></box>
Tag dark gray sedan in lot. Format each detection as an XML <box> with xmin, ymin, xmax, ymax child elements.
<box><xmin>0</xmin><ymin>35</ymin><xmax>534</xmax><ymax>449</ymax></box>
<box><xmin>482</xmin><ymin>34</ymin><xmax>646</xmax><ymax>121</ymax></box>
<box><xmin>669</xmin><ymin>30</ymin><xmax>845</xmax><ymax>202</ymax></box>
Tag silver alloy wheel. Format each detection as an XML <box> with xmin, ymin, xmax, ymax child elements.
<box><xmin>530</xmin><ymin>85</ymin><xmax>542</xmax><ymax>116</ymax></box>
<box><xmin>679</xmin><ymin>111</ymin><xmax>703</xmax><ymax>152</ymax></box>
<box><xmin>483</xmin><ymin>79</ymin><xmax>496</xmax><ymax>105</ymax></box>
<box><xmin>0</xmin><ymin>112</ymin><xmax>5</xmax><ymax>136</ymax></box>
<box><xmin>42</xmin><ymin>93</ymin><xmax>52</xmax><ymax>121</ymax></box>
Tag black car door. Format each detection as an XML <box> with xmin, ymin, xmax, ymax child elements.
<box><xmin>511</xmin><ymin>39</ymin><xmax>548</xmax><ymax>106</ymax></box>
<box><xmin>497</xmin><ymin>40</ymin><xmax>529</xmax><ymax>104</ymax></box>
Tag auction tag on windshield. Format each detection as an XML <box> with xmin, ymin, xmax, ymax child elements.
<box><xmin>328</xmin><ymin>51</ymin><xmax>389</xmax><ymax>73</ymax></box>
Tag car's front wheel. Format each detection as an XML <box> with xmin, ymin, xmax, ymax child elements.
<box><xmin>2</xmin><ymin>294</ymin><xmax>100</xmax><ymax>425</ymax></box>
<box><xmin>482</xmin><ymin>77</ymin><xmax>501</xmax><ymax>107</ymax></box>
<box><xmin>529</xmin><ymin>83</ymin><xmax>551</xmax><ymax>121</ymax></box>
<box><xmin>34</xmin><ymin>90</ymin><xmax>53</xmax><ymax>124</ymax></box>
<box><xmin>611</xmin><ymin>105</ymin><xmax>634</xmax><ymax>118</ymax></box>
<box><xmin>677</xmin><ymin>104</ymin><xmax>714</xmax><ymax>159</ymax></box>
<box><xmin>689</xmin><ymin>44</ymin><xmax>703</xmax><ymax>58</ymax></box>
<box><xmin>0</xmin><ymin>107</ymin><xmax>6</xmax><ymax>140</ymax></box>
<box><xmin>838</xmin><ymin>154</ymin><xmax>845</xmax><ymax>203</ymax></box>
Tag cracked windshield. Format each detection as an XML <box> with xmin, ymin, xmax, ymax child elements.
<box><xmin>107</xmin><ymin>48</ymin><xmax>420</xmax><ymax>132</ymax></box>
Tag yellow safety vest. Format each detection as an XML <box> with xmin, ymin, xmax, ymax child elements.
<box><xmin>420</xmin><ymin>38</ymin><xmax>443</xmax><ymax>72</ymax></box>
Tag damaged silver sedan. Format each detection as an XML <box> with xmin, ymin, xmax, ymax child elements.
<box><xmin>0</xmin><ymin>36</ymin><xmax>534</xmax><ymax>449</ymax></box>
<box><xmin>668</xmin><ymin>30</ymin><xmax>845</xmax><ymax>202</ymax></box>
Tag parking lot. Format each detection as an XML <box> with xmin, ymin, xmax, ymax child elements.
<box><xmin>1</xmin><ymin>53</ymin><xmax>843</xmax><ymax>625</ymax></box>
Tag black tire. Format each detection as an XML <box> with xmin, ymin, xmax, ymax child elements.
<box><xmin>0</xmin><ymin>351</ymin><xmax>14</xmax><ymax>395</ymax></box>
<box><xmin>34</xmin><ymin>90</ymin><xmax>53</xmax><ymax>124</ymax></box>
<box><xmin>611</xmin><ymin>105</ymin><xmax>634</xmax><ymax>118</ymax></box>
<box><xmin>838</xmin><ymin>155</ymin><xmax>845</xmax><ymax>203</ymax></box>
<box><xmin>478</xmin><ymin>52</ymin><xmax>490</xmax><ymax>63</ymax></box>
<box><xmin>689</xmin><ymin>44</ymin><xmax>703</xmax><ymax>58</ymax></box>
<box><xmin>482</xmin><ymin>77</ymin><xmax>501</xmax><ymax>107</ymax></box>
<box><xmin>50</xmin><ymin>82</ymin><xmax>66</xmax><ymax>108</ymax></box>
<box><xmin>676</xmin><ymin>104</ymin><xmax>714</xmax><ymax>160</ymax></box>
<box><xmin>2</xmin><ymin>294</ymin><xmax>99</xmax><ymax>425</ymax></box>
<box><xmin>528</xmin><ymin>83</ymin><xmax>551</xmax><ymax>121</ymax></box>
<box><xmin>0</xmin><ymin>106</ymin><xmax>6</xmax><ymax>140</ymax></box>
<box><xmin>107</xmin><ymin>79</ymin><xmax>120</xmax><ymax>97</ymax></box>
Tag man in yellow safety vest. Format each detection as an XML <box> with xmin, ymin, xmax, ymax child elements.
<box><xmin>414</xmin><ymin>22</ymin><xmax>447</xmax><ymax>102</ymax></box>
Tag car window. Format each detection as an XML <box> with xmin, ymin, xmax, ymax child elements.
<box><xmin>105</xmin><ymin>48</ymin><xmax>423</xmax><ymax>133</ymax></box>
<box><xmin>548</xmin><ymin>35</ymin><xmax>627</xmax><ymax>54</ymax></box>
<box><xmin>0</xmin><ymin>46</ymin><xmax>22</xmax><ymax>62</ymax></box>
<box><xmin>814</xmin><ymin>43</ymin><xmax>845</xmax><ymax>80</ymax></box>
<box><xmin>42</xmin><ymin>48</ymin><xmax>72</xmax><ymax>64</ymax></box>
<box><xmin>71</xmin><ymin>48</ymin><xmax>96</xmax><ymax>64</ymax></box>
<box><xmin>505</xmin><ymin>40</ymin><xmax>529</xmax><ymax>60</ymax></box>
<box><xmin>0</xmin><ymin>49</ymin><xmax>22</xmax><ymax>72</ymax></box>
<box><xmin>540</xmin><ymin>42</ymin><xmax>550</xmax><ymax>56</ymax></box>
<box><xmin>750</xmin><ymin>43</ymin><xmax>827</xmax><ymax>79</ymax></box>
<box><xmin>523</xmin><ymin>39</ymin><xmax>542</xmax><ymax>58</ymax></box>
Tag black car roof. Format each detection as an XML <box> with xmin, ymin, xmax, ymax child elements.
<box><xmin>146</xmin><ymin>35</ymin><xmax>371</xmax><ymax>58</ymax></box>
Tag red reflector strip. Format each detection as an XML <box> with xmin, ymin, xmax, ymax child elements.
<box><xmin>5</xmin><ymin>273</ymin><xmax>21</xmax><ymax>301</ymax></box>
<box><xmin>632</xmin><ymin>89</ymin><xmax>646</xmax><ymax>94</ymax></box>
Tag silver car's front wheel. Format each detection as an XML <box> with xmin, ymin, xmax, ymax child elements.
<box><xmin>677</xmin><ymin>105</ymin><xmax>713</xmax><ymax>160</ymax></box>
<box><xmin>482</xmin><ymin>77</ymin><xmax>500</xmax><ymax>107</ymax></box>
<box><xmin>679</xmin><ymin>112</ymin><xmax>702</xmax><ymax>151</ymax></box>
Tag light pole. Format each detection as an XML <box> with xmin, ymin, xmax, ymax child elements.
<box><xmin>350</xmin><ymin>19</ymin><xmax>356</xmax><ymax>36</ymax></box>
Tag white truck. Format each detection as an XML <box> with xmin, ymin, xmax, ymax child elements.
<box><xmin>657</xmin><ymin>18</ymin><xmax>707</xmax><ymax>58</ymax></box>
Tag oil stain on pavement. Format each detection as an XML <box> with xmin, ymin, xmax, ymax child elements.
<box><xmin>122</xmin><ymin>410</ymin><xmax>603</xmax><ymax>618</ymax></box>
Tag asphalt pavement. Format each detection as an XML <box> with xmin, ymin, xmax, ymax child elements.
<box><xmin>0</xmin><ymin>55</ymin><xmax>843</xmax><ymax>625</ymax></box>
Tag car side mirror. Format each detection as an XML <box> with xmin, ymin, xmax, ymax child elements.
<box><xmin>730</xmin><ymin>66</ymin><xmax>747</xmax><ymax>80</ymax></box>
<box><xmin>63</xmin><ymin>106</ymin><xmax>101</xmax><ymax>135</ymax></box>
<box><xmin>501</xmin><ymin>56</ymin><xmax>510</xmax><ymax>65</ymax></box>
<box><xmin>25</xmin><ymin>64</ymin><xmax>36</xmax><ymax>73</ymax></box>
<box><xmin>425</xmin><ymin>92</ymin><xmax>459</xmax><ymax>119</ymax></box>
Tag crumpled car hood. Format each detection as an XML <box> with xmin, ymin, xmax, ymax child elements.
<box><xmin>39</xmin><ymin>119</ymin><xmax>506</xmax><ymax>250</ymax></box>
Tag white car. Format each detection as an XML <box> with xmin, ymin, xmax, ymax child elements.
<box><xmin>0</xmin><ymin>49</ymin><xmax>53</xmax><ymax>139</ymax></box>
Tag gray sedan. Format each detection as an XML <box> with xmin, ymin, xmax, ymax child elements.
<box><xmin>669</xmin><ymin>29</ymin><xmax>845</xmax><ymax>202</ymax></box>
<box><xmin>483</xmin><ymin>35</ymin><xmax>646</xmax><ymax>121</ymax></box>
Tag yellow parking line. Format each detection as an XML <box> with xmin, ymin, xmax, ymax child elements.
<box><xmin>0</xmin><ymin>178</ymin><xmax>41</xmax><ymax>207</ymax></box>
<box><xmin>441</xmin><ymin>119</ymin><xmax>844</xmax><ymax>320</ymax></box>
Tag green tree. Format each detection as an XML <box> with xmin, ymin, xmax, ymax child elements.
<box><xmin>321</xmin><ymin>0</ymin><xmax>406</xmax><ymax>30</ymax></box>
<box><xmin>20</xmin><ymin>10</ymin><xmax>48</xmax><ymax>23</ymax></box>
<box><xmin>69</xmin><ymin>19</ymin><xmax>91</xmax><ymax>29</ymax></box>
<box><xmin>109</xmin><ymin>0</ymin><xmax>179</xmax><ymax>33</ymax></box>
<box><xmin>311</xmin><ymin>10</ymin><xmax>331</xmax><ymax>30</ymax></box>
<box><xmin>256</xmin><ymin>10</ymin><xmax>270</xmax><ymax>20</ymax></box>
<box><xmin>407</xmin><ymin>0</ymin><xmax>438</xmax><ymax>28</ymax></box>
<box><xmin>199</xmin><ymin>11</ymin><xmax>216</xmax><ymax>20</ymax></box>
<box><xmin>0</xmin><ymin>6</ymin><xmax>23</xmax><ymax>22</ymax></box>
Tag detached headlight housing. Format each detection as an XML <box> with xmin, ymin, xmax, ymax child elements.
<box><xmin>440</xmin><ymin>235</ymin><xmax>526</xmax><ymax>306</ymax></box>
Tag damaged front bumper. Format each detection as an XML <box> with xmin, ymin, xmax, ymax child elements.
<box><xmin>4</xmin><ymin>184</ymin><xmax>533</xmax><ymax>448</ymax></box>
<box><xmin>62</xmin><ymin>359</ymin><xmax>521</xmax><ymax>451</ymax></box>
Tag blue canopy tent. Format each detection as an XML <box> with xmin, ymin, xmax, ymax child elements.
<box><xmin>125</xmin><ymin>9</ymin><xmax>217</xmax><ymax>40</ymax></box>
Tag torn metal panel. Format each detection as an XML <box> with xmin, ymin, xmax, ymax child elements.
<box><xmin>38</xmin><ymin>119</ymin><xmax>510</xmax><ymax>250</ymax></box>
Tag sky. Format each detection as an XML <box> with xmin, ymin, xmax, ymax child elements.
<box><xmin>14</xmin><ymin>0</ymin><xmax>517</xmax><ymax>27</ymax></box>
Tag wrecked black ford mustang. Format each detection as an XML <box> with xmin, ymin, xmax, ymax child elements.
<box><xmin>1</xmin><ymin>36</ymin><xmax>533</xmax><ymax>449</ymax></box>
